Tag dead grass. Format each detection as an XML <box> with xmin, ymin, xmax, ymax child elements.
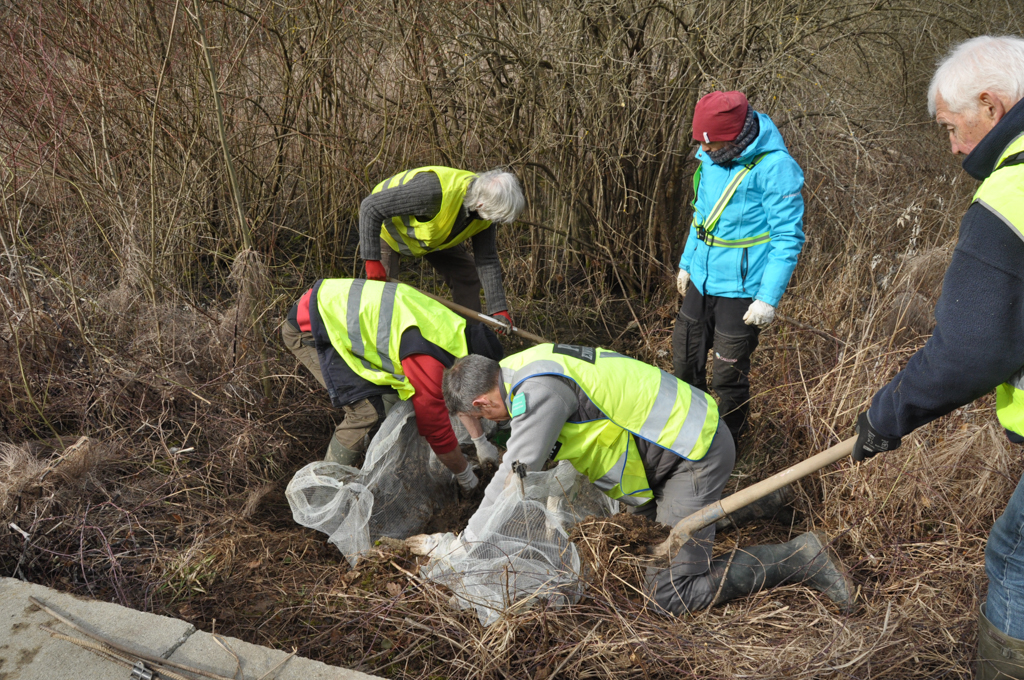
<box><xmin>0</xmin><ymin>290</ymin><xmax>1007</xmax><ymax>677</ymax></box>
<box><xmin>1</xmin><ymin>1</ymin><xmax>1022</xmax><ymax>677</ymax></box>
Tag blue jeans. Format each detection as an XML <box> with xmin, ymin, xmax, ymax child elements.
<box><xmin>986</xmin><ymin>472</ymin><xmax>1024</xmax><ymax>638</ymax></box>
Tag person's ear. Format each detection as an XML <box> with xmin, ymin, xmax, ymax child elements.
<box><xmin>978</xmin><ymin>91</ymin><xmax>1007</xmax><ymax>122</ymax></box>
<box><xmin>471</xmin><ymin>395</ymin><xmax>489</xmax><ymax>409</ymax></box>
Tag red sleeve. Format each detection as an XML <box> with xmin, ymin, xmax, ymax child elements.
<box><xmin>296</xmin><ymin>288</ymin><xmax>313</xmax><ymax>332</ymax></box>
<box><xmin>401</xmin><ymin>354</ymin><xmax>459</xmax><ymax>454</ymax></box>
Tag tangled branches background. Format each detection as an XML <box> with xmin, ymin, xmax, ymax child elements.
<box><xmin>2</xmin><ymin>0</ymin><xmax>1023</xmax><ymax>677</ymax></box>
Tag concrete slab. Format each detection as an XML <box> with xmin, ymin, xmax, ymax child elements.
<box><xmin>169</xmin><ymin>629</ymin><xmax>377</xmax><ymax>680</ymax></box>
<box><xmin>0</xmin><ymin>578</ymin><xmax>378</xmax><ymax>679</ymax></box>
<box><xmin>0</xmin><ymin>578</ymin><xmax>195</xmax><ymax>680</ymax></box>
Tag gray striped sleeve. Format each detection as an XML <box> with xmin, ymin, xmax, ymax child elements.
<box><xmin>358</xmin><ymin>172</ymin><xmax>443</xmax><ymax>261</ymax></box>
<box><xmin>472</xmin><ymin>226</ymin><xmax>508</xmax><ymax>313</ymax></box>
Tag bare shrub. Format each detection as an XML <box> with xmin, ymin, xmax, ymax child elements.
<box><xmin>1</xmin><ymin>0</ymin><xmax>1024</xmax><ymax>676</ymax></box>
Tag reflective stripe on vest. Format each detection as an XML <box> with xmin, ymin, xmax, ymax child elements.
<box><xmin>376</xmin><ymin>170</ymin><xmax>424</xmax><ymax>255</ymax></box>
<box><xmin>979</xmin><ymin>133</ymin><xmax>1024</xmax><ymax>437</ymax></box>
<box><xmin>499</xmin><ymin>345</ymin><xmax>720</xmax><ymax>505</ymax></box>
<box><xmin>691</xmin><ymin>152</ymin><xmax>771</xmax><ymax>248</ymax></box>
<box><xmin>698</xmin><ymin>231</ymin><xmax>771</xmax><ymax>248</ymax></box>
<box><xmin>555</xmin><ymin>419</ymin><xmax>649</xmax><ymax>505</ymax></box>
<box><xmin>315</xmin><ymin>279</ymin><xmax>468</xmax><ymax>400</ymax></box>
<box><xmin>974</xmin><ymin>133</ymin><xmax>1024</xmax><ymax>244</ymax></box>
<box><xmin>998</xmin><ymin>369</ymin><xmax>1024</xmax><ymax>438</ymax></box>
<box><xmin>373</xmin><ymin>167</ymin><xmax>492</xmax><ymax>257</ymax></box>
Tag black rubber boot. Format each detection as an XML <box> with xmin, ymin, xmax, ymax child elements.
<box><xmin>710</xmin><ymin>531</ymin><xmax>855</xmax><ymax>611</ymax></box>
<box><xmin>715</xmin><ymin>486</ymin><xmax>796</xmax><ymax>533</ymax></box>
<box><xmin>978</xmin><ymin>601</ymin><xmax>1024</xmax><ymax>679</ymax></box>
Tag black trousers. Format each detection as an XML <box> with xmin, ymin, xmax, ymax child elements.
<box><xmin>378</xmin><ymin>240</ymin><xmax>483</xmax><ymax>313</ymax></box>
<box><xmin>672</xmin><ymin>283</ymin><xmax>760</xmax><ymax>442</ymax></box>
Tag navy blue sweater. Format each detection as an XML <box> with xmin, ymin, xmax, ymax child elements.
<box><xmin>869</xmin><ymin>98</ymin><xmax>1024</xmax><ymax>438</ymax></box>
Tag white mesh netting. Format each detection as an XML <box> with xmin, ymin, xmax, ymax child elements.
<box><xmin>421</xmin><ymin>460</ymin><xmax>618</xmax><ymax>626</ymax></box>
<box><xmin>286</xmin><ymin>400</ymin><xmax>617</xmax><ymax>625</ymax></box>
<box><xmin>286</xmin><ymin>400</ymin><xmax>477</xmax><ymax>565</ymax></box>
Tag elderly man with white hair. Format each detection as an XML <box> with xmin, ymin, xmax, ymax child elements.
<box><xmin>847</xmin><ymin>35</ymin><xmax>1024</xmax><ymax>678</ymax></box>
<box><xmin>358</xmin><ymin>167</ymin><xmax>525</xmax><ymax>329</ymax></box>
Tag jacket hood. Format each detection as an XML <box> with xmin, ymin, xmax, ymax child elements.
<box><xmin>695</xmin><ymin>111</ymin><xmax>790</xmax><ymax>165</ymax></box>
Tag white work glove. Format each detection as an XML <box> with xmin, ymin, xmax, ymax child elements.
<box><xmin>406</xmin><ymin>532</ymin><xmax>467</xmax><ymax>559</ymax></box>
<box><xmin>742</xmin><ymin>300</ymin><xmax>776</xmax><ymax>328</ymax></box>
<box><xmin>676</xmin><ymin>269</ymin><xmax>690</xmax><ymax>296</ymax></box>
<box><xmin>454</xmin><ymin>464</ymin><xmax>479</xmax><ymax>491</ymax></box>
<box><xmin>406</xmin><ymin>533</ymin><xmax>441</xmax><ymax>555</ymax></box>
<box><xmin>472</xmin><ymin>435</ymin><xmax>500</xmax><ymax>466</ymax></box>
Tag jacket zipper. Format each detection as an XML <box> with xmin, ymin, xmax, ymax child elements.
<box><xmin>740</xmin><ymin>248</ymin><xmax>749</xmax><ymax>294</ymax></box>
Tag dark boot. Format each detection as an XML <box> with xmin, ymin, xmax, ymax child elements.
<box><xmin>978</xmin><ymin>602</ymin><xmax>1024</xmax><ymax>679</ymax></box>
<box><xmin>710</xmin><ymin>531</ymin><xmax>855</xmax><ymax>611</ymax></box>
<box><xmin>715</xmin><ymin>486</ymin><xmax>796</xmax><ymax>533</ymax></box>
<box><xmin>325</xmin><ymin>437</ymin><xmax>360</xmax><ymax>467</ymax></box>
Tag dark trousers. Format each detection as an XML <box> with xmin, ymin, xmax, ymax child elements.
<box><xmin>672</xmin><ymin>283</ymin><xmax>760</xmax><ymax>442</ymax></box>
<box><xmin>377</xmin><ymin>239</ymin><xmax>483</xmax><ymax>313</ymax></box>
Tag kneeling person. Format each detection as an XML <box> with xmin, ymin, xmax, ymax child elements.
<box><xmin>283</xmin><ymin>278</ymin><xmax>503</xmax><ymax>490</ymax></box>
<box><xmin>442</xmin><ymin>344</ymin><xmax>853</xmax><ymax>614</ymax></box>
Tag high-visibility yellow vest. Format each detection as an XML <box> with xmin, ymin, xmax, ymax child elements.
<box><xmin>499</xmin><ymin>344</ymin><xmax>720</xmax><ymax>505</ymax></box>
<box><xmin>373</xmin><ymin>167</ymin><xmax>492</xmax><ymax>256</ymax></box>
<box><xmin>691</xmin><ymin>152</ymin><xmax>772</xmax><ymax>248</ymax></box>
<box><xmin>984</xmin><ymin>134</ymin><xmax>1024</xmax><ymax>436</ymax></box>
<box><xmin>315</xmin><ymin>279</ymin><xmax>468</xmax><ymax>400</ymax></box>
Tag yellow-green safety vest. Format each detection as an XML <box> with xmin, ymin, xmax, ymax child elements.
<box><xmin>691</xmin><ymin>152</ymin><xmax>771</xmax><ymax>248</ymax></box>
<box><xmin>315</xmin><ymin>279</ymin><xmax>468</xmax><ymax>400</ymax></box>
<box><xmin>984</xmin><ymin>133</ymin><xmax>1024</xmax><ymax>436</ymax></box>
<box><xmin>373</xmin><ymin>167</ymin><xmax>492</xmax><ymax>256</ymax></box>
<box><xmin>499</xmin><ymin>344</ymin><xmax>720</xmax><ymax>506</ymax></box>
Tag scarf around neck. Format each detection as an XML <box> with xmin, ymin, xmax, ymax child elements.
<box><xmin>707</xmin><ymin>107</ymin><xmax>760</xmax><ymax>166</ymax></box>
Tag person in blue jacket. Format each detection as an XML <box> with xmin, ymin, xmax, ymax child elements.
<box><xmin>673</xmin><ymin>91</ymin><xmax>805</xmax><ymax>445</ymax></box>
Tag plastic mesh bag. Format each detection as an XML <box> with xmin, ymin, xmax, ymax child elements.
<box><xmin>422</xmin><ymin>460</ymin><xmax>618</xmax><ymax>626</ymax></box>
<box><xmin>286</xmin><ymin>400</ymin><xmax>482</xmax><ymax>566</ymax></box>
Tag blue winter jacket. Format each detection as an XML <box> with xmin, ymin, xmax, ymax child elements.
<box><xmin>679</xmin><ymin>112</ymin><xmax>805</xmax><ymax>307</ymax></box>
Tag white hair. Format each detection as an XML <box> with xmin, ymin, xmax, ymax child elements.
<box><xmin>463</xmin><ymin>169</ymin><xmax>525</xmax><ymax>224</ymax></box>
<box><xmin>928</xmin><ymin>35</ymin><xmax>1024</xmax><ymax>116</ymax></box>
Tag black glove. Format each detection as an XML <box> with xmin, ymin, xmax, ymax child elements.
<box><xmin>852</xmin><ymin>411</ymin><xmax>902</xmax><ymax>462</ymax></box>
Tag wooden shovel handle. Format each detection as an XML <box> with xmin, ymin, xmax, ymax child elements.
<box><xmin>394</xmin><ymin>279</ymin><xmax>552</xmax><ymax>345</ymax></box>
<box><xmin>646</xmin><ymin>436</ymin><xmax>857</xmax><ymax>567</ymax></box>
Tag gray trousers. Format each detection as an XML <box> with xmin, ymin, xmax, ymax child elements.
<box><xmin>629</xmin><ymin>419</ymin><xmax>736</xmax><ymax>614</ymax></box>
<box><xmin>377</xmin><ymin>238</ymin><xmax>483</xmax><ymax>313</ymax></box>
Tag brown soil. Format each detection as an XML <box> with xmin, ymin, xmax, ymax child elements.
<box><xmin>421</xmin><ymin>444</ymin><xmax>498</xmax><ymax>535</ymax></box>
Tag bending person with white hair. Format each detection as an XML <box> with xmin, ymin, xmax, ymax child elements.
<box><xmin>844</xmin><ymin>35</ymin><xmax>1024</xmax><ymax>678</ymax></box>
<box><xmin>358</xmin><ymin>167</ymin><xmax>525</xmax><ymax>328</ymax></box>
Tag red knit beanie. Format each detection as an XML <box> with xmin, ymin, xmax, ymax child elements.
<box><xmin>692</xmin><ymin>91</ymin><xmax>749</xmax><ymax>143</ymax></box>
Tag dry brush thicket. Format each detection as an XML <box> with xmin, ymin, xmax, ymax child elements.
<box><xmin>1</xmin><ymin>0</ymin><xmax>1023</xmax><ymax>677</ymax></box>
